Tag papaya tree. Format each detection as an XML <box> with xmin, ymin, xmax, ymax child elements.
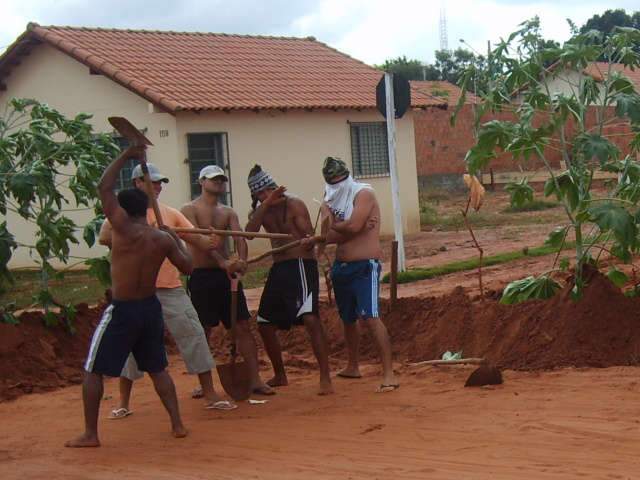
<box><xmin>453</xmin><ymin>18</ymin><xmax>640</xmax><ymax>301</ymax></box>
<box><xmin>0</xmin><ymin>98</ymin><xmax>117</xmax><ymax>327</ymax></box>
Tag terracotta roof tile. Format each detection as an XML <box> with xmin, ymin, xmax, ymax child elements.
<box><xmin>583</xmin><ymin>62</ymin><xmax>640</xmax><ymax>87</ymax></box>
<box><xmin>0</xmin><ymin>23</ymin><xmax>435</xmax><ymax>113</ymax></box>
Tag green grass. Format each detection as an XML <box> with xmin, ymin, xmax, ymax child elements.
<box><xmin>2</xmin><ymin>265</ymin><xmax>271</xmax><ymax>311</ymax></box>
<box><xmin>502</xmin><ymin>199</ymin><xmax>559</xmax><ymax>213</ymax></box>
<box><xmin>420</xmin><ymin>207</ymin><xmax>554</xmax><ymax>231</ymax></box>
<box><xmin>239</xmin><ymin>266</ymin><xmax>269</xmax><ymax>289</ymax></box>
<box><xmin>1</xmin><ymin>270</ymin><xmax>106</xmax><ymax>310</ymax></box>
<box><xmin>382</xmin><ymin>242</ymin><xmax>575</xmax><ymax>284</ymax></box>
<box><xmin>420</xmin><ymin>198</ymin><xmax>564</xmax><ymax>231</ymax></box>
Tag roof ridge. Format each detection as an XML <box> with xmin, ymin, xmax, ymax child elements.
<box><xmin>30</xmin><ymin>22</ymin><xmax>318</xmax><ymax>42</ymax></box>
<box><xmin>309</xmin><ymin>37</ymin><xmax>379</xmax><ymax>73</ymax></box>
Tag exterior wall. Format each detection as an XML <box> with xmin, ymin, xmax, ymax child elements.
<box><xmin>176</xmin><ymin>109</ymin><xmax>421</xmax><ymax>253</ymax></box>
<box><xmin>414</xmin><ymin>105</ymin><xmax>561</xmax><ymax>191</ymax></box>
<box><xmin>414</xmin><ymin>100</ymin><xmax>635</xmax><ymax>192</ymax></box>
<box><xmin>531</xmin><ymin>70</ymin><xmax>587</xmax><ymax>99</ymax></box>
<box><xmin>1</xmin><ymin>44</ymin><xmax>421</xmax><ymax>266</ymax></box>
<box><xmin>0</xmin><ymin>44</ymin><xmax>177</xmax><ymax>268</ymax></box>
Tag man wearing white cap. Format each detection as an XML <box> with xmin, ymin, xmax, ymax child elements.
<box><xmin>181</xmin><ymin>164</ymin><xmax>274</xmax><ymax>396</ymax></box>
<box><xmin>99</xmin><ymin>162</ymin><xmax>237</xmax><ymax>415</ymax></box>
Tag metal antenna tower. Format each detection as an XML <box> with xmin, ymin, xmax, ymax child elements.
<box><xmin>439</xmin><ymin>7</ymin><xmax>449</xmax><ymax>51</ymax></box>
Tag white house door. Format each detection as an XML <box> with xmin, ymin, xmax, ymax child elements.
<box><xmin>186</xmin><ymin>132</ymin><xmax>231</xmax><ymax>205</ymax></box>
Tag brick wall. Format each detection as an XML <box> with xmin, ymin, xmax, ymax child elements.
<box><xmin>414</xmin><ymin>104</ymin><xmax>635</xmax><ymax>189</ymax></box>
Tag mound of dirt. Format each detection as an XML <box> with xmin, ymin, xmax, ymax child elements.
<box><xmin>3</xmin><ymin>267</ymin><xmax>639</xmax><ymax>402</ymax></box>
<box><xmin>272</xmin><ymin>267</ymin><xmax>640</xmax><ymax>371</ymax></box>
<box><xmin>0</xmin><ymin>304</ymin><xmax>103</xmax><ymax>402</ymax></box>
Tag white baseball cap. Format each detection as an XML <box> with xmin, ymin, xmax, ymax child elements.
<box><xmin>130</xmin><ymin>163</ymin><xmax>169</xmax><ymax>183</ymax></box>
<box><xmin>199</xmin><ymin>165</ymin><xmax>228</xmax><ymax>181</ymax></box>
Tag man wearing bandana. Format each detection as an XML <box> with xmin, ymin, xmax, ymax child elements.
<box><xmin>319</xmin><ymin>157</ymin><xmax>399</xmax><ymax>393</ymax></box>
<box><xmin>245</xmin><ymin>165</ymin><xmax>334</xmax><ymax>396</ymax></box>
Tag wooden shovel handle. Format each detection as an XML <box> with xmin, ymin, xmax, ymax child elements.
<box><xmin>247</xmin><ymin>235</ymin><xmax>325</xmax><ymax>264</ymax></box>
<box><xmin>172</xmin><ymin>227</ymin><xmax>292</xmax><ymax>240</ymax></box>
<box><xmin>140</xmin><ymin>160</ymin><xmax>164</xmax><ymax>227</ymax></box>
<box><xmin>228</xmin><ymin>274</ymin><xmax>239</xmax><ymax>360</ymax></box>
<box><xmin>408</xmin><ymin>358</ymin><xmax>486</xmax><ymax>367</ymax></box>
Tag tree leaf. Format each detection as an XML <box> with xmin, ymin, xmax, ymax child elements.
<box><xmin>614</xmin><ymin>92</ymin><xmax>640</xmax><ymax>124</ymax></box>
<box><xmin>574</xmin><ymin>133</ymin><xmax>619</xmax><ymax>165</ymax></box>
<box><xmin>543</xmin><ymin>171</ymin><xmax>580</xmax><ymax>211</ymax></box>
<box><xmin>607</xmin><ymin>266</ymin><xmax>629</xmax><ymax>288</ymax></box>
<box><xmin>85</xmin><ymin>256</ymin><xmax>112</xmax><ymax>287</ymax></box>
<box><xmin>545</xmin><ymin>226</ymin><xmax>569</xmax><ymax>248</ymax></box>
<box><xmin>505</xmin><ymin>177</ymin><xmax>534</xmax><ymax>208</ymax></box>
<box><xmin>588</xmin><ymin>202</ymin><xmax>637</xmax><ymax>248</ymax></box>
<box><xmin>500</xmin><ymin>275</ymin><xmax>561</xmax><ymax>305</ymax></box>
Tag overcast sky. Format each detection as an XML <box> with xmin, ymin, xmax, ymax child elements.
<box><xmin>2</xmin><ymin>0</ymin><xmax>637</xmax><ymax>65</ymax></box>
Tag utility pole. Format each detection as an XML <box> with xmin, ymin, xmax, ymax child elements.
<box><xmin>384</xmin><ymin>72</ymin><xmax>406</xmax><ymax>271</ymax></box>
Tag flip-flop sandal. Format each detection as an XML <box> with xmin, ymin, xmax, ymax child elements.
<box><xmin>376</xmin><ymin>384</ymin><xmax>400</xmax><ymax>393</ymax></box>
<box><xmin>205</xmin><ymin>400</ymin><xmax>238</xmax><ymax>411</ymax></box>
<box><xmin>337</xmin><ymin>372</ymin><xmax>362</xmax><ymax>379</ymax></box>
<box><xmin>108</xmin><ymin>407</ymin><xmax>133</xmax><ymax>419</ymax></box>
<box><xmin>192</xmin><ymin>387</ymin><xmax>204</xmax><ymax>399</ymax></box>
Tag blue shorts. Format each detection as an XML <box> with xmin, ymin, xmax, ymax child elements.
<box><xmin>331</xmin><ymin>259</ymin><xmax>381</xmax><ymax>324</ymax></box>
<box><xmin>84</xmin><ymin>295</ymin><xmax>168</xmax><ymax>377</ymax></box>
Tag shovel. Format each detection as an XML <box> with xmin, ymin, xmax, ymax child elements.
<box><xmin>216</xmin><ymin>274</ymin><xmax>252</xmax><ymax>401</ymax></box>
<box><xmin>107</xmin><ymin>116</ymin><xmax>164</xmax><ymax>226</ymax></box>
<box><xmin>408</xmin><ymin>357</ymin><xmax>503</xmax><ymax>387</ymax></box>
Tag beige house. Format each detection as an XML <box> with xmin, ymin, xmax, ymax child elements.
<box><xmin>0</xmin><ymin>24</ymin><xmax>428</xmax><ymax>268</ymax></box>
<box><xmin>540</xmin><ymin>62</ymin><xmax>640</xmax><ymax>102</ymax></box>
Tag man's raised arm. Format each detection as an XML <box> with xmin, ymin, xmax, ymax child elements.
<box><xmin>97</xmin><ymin>145</ymin><xmax>146</xmax><ymax>229</ymax></box>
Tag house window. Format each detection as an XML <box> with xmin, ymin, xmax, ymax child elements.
<box><xmin>350</xmin><ymin>122</ymin><xmax>389</xmax><ymax>178</ymax></box>
<box><xmin>186</xmin><ymin>133</ymin><xmax>230</xmax><ymax>204</ymax></box>
<box><xmin>114</xmin><ymin>137</ymin><xmax>137</xmax><ymax>191</ymax></box>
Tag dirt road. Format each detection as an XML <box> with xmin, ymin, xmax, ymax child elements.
<box><xmin>1</xmin><ymin>358</ymin><xmax>639</xmax><ymax>479</ymax></box>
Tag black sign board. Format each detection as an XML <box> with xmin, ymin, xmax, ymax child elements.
<box><xmin>376</xmin><ymin>73</ymin><xmax>411</xmax><ymax>119</ymax></box>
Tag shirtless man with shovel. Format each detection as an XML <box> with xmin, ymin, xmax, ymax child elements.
<box><xmin>66</xmin><ymin>146</ymin><xmax>190</xmax><ymax>447</ymax></box>
<box><xmin>245</xmin><ymin>165</ymin><xmax>333</xmax><ymax>395</ymax></box>
<box><xmin>99</xmin><ymin>163</ymin><xmax>237</xmax><ymax>413</ymax></box>
<box><xmin>181</xmin><ymin>165</ymin><xmax>274</xmax><ymax>397</ymax></box>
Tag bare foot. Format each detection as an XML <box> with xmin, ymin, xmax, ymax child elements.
<box><xmin>337</xmin><ymin>368</ymin><xmax>362</xmax><ymax>379</ymax></box>
<box><xmin>65</xmin><ymin>433</ymin><xmax>100</xmax><ymax>448</ymax></box>
<box><xmin>318</xmin><ymin>379</ymin><xmax>334</xmax><ymax>396</ymax></box>
<box><xmin>251</xmin><ymin>383</ymin><xmax>276</xmax><ymax>396</ymax></box>
<box><xmin>266</xmin><ymin>375</ymin><xmax>288</xmax><ymax>387</ymax></box>
<box><xmin>203</xmin><ymin>392</ymin><xmax>224</xmax><ymax>406</ymax></box>
<box><xmin>172</xmin><ymin>425</ymin><xmax>188</xmax><ymax>438</ymax></box>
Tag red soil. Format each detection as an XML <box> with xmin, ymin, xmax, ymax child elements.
<box><xmin>2</xmin><ymin>267</ymin><xmax>638</xmax><ymax>403</ymax></box>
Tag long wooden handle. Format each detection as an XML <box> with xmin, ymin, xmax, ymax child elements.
<box><xmin>229</xmin><ymin>284</ymin><xmax>238</xmax><ymax>360</ymax></box>
<box><xmin>408</xmin><ymin>358</ymin><xmax>486</xmax><ymax>367</ymax></box>
<box><xmin>247</xmin><ymin>236</ymin><xmax>325</xmax><ymax>264</ymax></box>
<box><xmin>140</xmin><ymin>160</ymin><xmax>163</xmax><ymax>227</ymax></box>
<box><xmin>172</xmin><ymin>227</ymin><xmax>292</xmax><ymax>240</ymax></box>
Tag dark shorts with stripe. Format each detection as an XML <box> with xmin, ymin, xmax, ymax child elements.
<box><xmin>257</xmin><ymin>258</ymin><xmax>319</xmax><ymax>330</ymax></box>
<box><xmin>331</xmin><ymin>259</ymin><xmax>382</xmax><ymax>324</ymax></box>
<box><xmin>187</xmin><ymin>268</ymin><xmax>251</xmax><ymax>329</ymax></box>
<box><xmin>84</xmin><ymin>295</ymin><xmax>167</xmax><ymax>377</ymax></box>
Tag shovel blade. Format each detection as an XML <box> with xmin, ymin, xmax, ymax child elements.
<box><xmin>464</xmin><ymin>364</ymin><xmax>503</xmax><ymax>387</ymax></box>
<box><xmin>108</xmin><ymin>117</ymin><xmax>154</xmax><ymax>146</ymax></box>
<box><xmin>216</xmin><ymin>360</ymin><xmax>251</xmax><ymax>401</ymax></box>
